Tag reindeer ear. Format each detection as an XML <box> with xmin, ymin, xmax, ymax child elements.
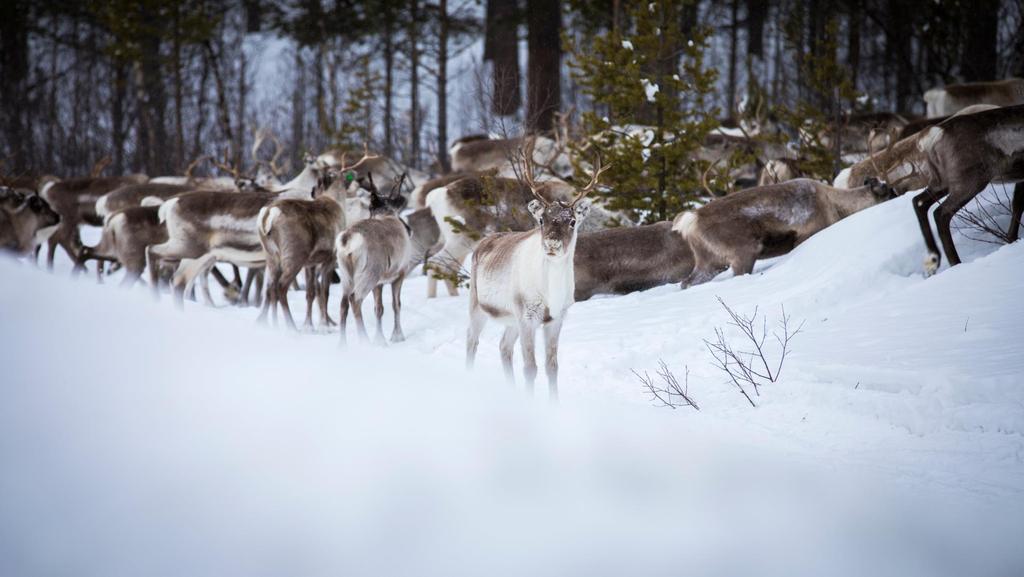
<box><xmin>573</xmin><ymin>199</ymin><xmax>591</xmax><ymax>221</ymax></box>
<box><xmin>528</xmin><ymin>199</ymin><xmax>545</xmax><ymax>222</ymax></box>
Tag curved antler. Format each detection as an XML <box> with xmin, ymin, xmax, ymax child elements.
<box><xmin>185</xmin><ymin>154</ymin><xmax>213</xmax><ymax>178</ymax></box>
<box><xmin>252</xmin><ymin>128</ymin><xmax>287</xmax><ymax>177</ymax></box>
<box><xmin>211</xmin><ymin>148</ymin><xmax>241</xmax><ymax>179</ymax></box>
<box><xmin>519</xmin><ymin>136</ymin><xmax>550</xmax><ymax>206</ymax></box>
<box><xmin>338</xmin><ymin>143</ymin><xmax>380</xmax><ymax>175</ymax></box>
<box><xmin>701</xmin><ymin>157</ymin><xmax>722</xmax><ymax>197</ymax></box>
<box><xmin>571</xmin><ymin>152</ymin><xmax>609</xmax><ymax>205</ymax></box>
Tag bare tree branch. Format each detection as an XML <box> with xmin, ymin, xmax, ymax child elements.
<box><xmin>633</xmin><ymin>360</ymin><xmax>699</xmax><ymax>411</ymax></box>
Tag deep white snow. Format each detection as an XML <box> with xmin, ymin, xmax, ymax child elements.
<box><xmin>1</xmin><ymin>186</ymin><xmax>1023</xmax><ymax>576</ymax></box>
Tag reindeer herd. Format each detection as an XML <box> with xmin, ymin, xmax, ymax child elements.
<box><xmin>2</xmin><ymin>78</ymin><xmax>1022</xmax><ymax>399</ymax></box>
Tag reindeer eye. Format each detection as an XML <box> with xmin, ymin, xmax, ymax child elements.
<box><xmin>570</xmin><ymin>219</ymin><xmax>576</xmax><ymax>227</ymax></box>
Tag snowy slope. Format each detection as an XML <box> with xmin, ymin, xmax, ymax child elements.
<box><xmin>1</xmin><ymin>187</ymin><xmax>1023</xmax><ymax>576</ymax></box>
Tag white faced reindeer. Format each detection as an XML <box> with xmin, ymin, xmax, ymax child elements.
<box><xmin>465</xmin><ymin>147</ymin><xmax>607</xmax><ymax>399</ymax></box>
<box><xmin>335</xmin><ymin>173</ymin><xmax>412</xmax><ymax>344</ymax></box>
<box><xmin>911</xmin><ymin>104</ymin><xmax>1024</xmax><ymax>274</ymax></box>
<box><xmin>675</xmin><ymin>177</ymin><xmax>897</xmax><ymax>287</ymax></box>
<box><xmin>924</xmin><ymin>78</ymin><xmax>1024</xmax><ymax>118</ymax></box>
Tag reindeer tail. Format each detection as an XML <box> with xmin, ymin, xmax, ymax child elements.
<box><xmin>157</xmin><ymin>197</ymin><xmax>178</xmax><ymax>225</ymax></box>
<box><xmin>334</xmin><ymin>230</ymin><xmax>365</xmax><ymax>297</ymax></box>
<box><xmin>672</xmin><ymin>211</ymin><xmax>699</xmax><ymax>238</ymax></box>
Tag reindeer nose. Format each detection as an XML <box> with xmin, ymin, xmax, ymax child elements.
<box><xmin>543</xmin><ymin>239</ymin><xmax>563</xmax><ymax>254</ymax></box>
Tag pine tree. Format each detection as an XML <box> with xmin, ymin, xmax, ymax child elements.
<box><xmin>778</xmin><ymin>16</ymin><xmax>860</xmax><ymax>181</ymax></box>
<box><xmin>567</xmin><ymin>0</ymin><xmax>719</xmax><ymax>224</ymax></box>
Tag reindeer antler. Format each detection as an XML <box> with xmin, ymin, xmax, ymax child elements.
<box><xmin>519</xmin><ymin>136</ymin><xmax>549</xmax><ymax>205</ymax></box>
<box><xmin>888</xmin><ymin>160</ymin><xmax>924</xmax><ymax>190</ymax></box>
<box><xmin>185</xmin><ymin>154</ymin><xmax>213</xmax><ymax>178</ymax></box>
<box><xmin>252</xmin><ymin>128</ymin><xmax>287</xmax><ymax>177</ymax></box>
<box><xmin>701</xmin><ymin>157</ymin><xmax>723</xmax><ymax>197</ymax></box>
<box><xmin>865</xmin><ymin>125</ymin><xmax>907</xmax><ymax>187</ymax></box>
<box><xmin>91</xmin><ymin>156</ymin><xmax>112</xmax><ymax>178</ymax></box>
<box><xmin>337</xmin><ymin>142</ymin><xmax>380</xmax><ymax>175</ymax></box>
<box><xmin>571</xmin><ymin>152</ymin><xmax>609</xmax><ymax>205</ymax></box>
<box><xmin>211</xmin><ymin>148</ymin><xmax>241</xmax><ymax>179</ymax></box>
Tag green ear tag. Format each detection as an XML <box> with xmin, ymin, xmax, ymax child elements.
<box><xmin>345</xmin><ymin>171</ymin><xmax>355</xmax><ymax>183</ymax></box>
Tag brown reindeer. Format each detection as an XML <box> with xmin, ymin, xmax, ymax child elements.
<box><xmin>145</xmin><ymin>151</ymin><xmax>346</xmax><ymax>306</ymax></box>
<box><xmin>676</xmin><ymin>177</ymin><xmax>896</xmax><ymax>287</ymax></box>
<box><xmin>911</xmin><ymin>104</ymin><xmax>1024</xmax><ymax>274</ymax></box>
<box><xmin>335</xmin><ymin>174</ymin><xmax>412</xmax><ymax>344</ymax></box>
<box><xmin>410</xmin><ymin>169</ymin><xmax>496</xmax><ymax>209</ymax></box>
<box><xmin>79</xmin><ymin>205</ymin><xmax>169</xmax><ymax>287</ymax></box>
<box><xmin>450</xmin><ymin>134</ymin><xmax>574</xmax><ymax>179</ymax></box>
<box><xmin>573</xmin><ymin>222</ymin><xmax>694</xmax><ymax>301</ymax></box>
<box><xmin>924</xmin><ymin>78</ymin><xmax>1024</xmax><ymax>118</ymax></box>
<box><xmin>0</xmin><ymin>194</ymin><xmax>61</xmax><ymax>256</ymax></box>
<box><xmin>834</xmin><ymin>104</ymin><xmax>1000</xmax><ymax>194</ymax></box>
<box><xmin>256</xmin><ymin>168</ymin><xmax>374</xmax><ymax>331</ymax></box>
<box><xmin>96</xmin><ymin>183</ymin><xmax>199</xmax><ymax>218</ymax></box>
<box><xmin>41</xmin><ymin>175</ymin><xmax>149</xmax><ymax>270</ymax></box>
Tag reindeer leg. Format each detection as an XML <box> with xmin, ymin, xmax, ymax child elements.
<box><xmin>350</xmin><ymin>293</ymin><xmax>369</xmax><ymax>341</ymax></box>
<box><xmin>199</xmin><ymin>268</ymin><xmax>216</xmax><ymax>306</ymax></box>
<box><xmin>518</xmin><ymin>321</ymin><xmax>538</xmax><ymax>393</ymax></box>
<box><xmin>277</xmin><ymin>263</ymin><xmax>302</xmax><ymax>331</ymax></box>
<box><xmin>934</xmin><ymin>186</ymin><xmax>982</xmax><ymax>269</ymax></box>
<box><xmin>257</xmin><ymin>263</ymin><xmax>276</xmax><ymax>325</ymax></box>
<box><xmin>302</xmin><ymin>267</ymin><xmax>317</xmax><ymax>331</ymax></box>
<box><xmin>1008</xmin><ymin>182</ymin><xmax>1024</xmax><ymax>243</ymax></box>
<box><xmin>543</xmin><ymin>317</ymin><xmax>564</xmax><ymax>401</ymax></box>
<box><xmin>372</xmin><ymin>285</ymin><xmax>386</xmax><ymax>344</ymax></box>
<box><xmin>912</xmin><ymin>187</ymin><xmax>947</xmax><ymax>275</ymax></box>
<box><xmin>46</xmin><ymin>235</ymin><xmax>59</xmax><ymax>270</ymax></box>
<box><xmin>729</xmin><ymin>252</ymin><xmax>758</xmax><ymax>277</ymax></box>
<box><xmin>253</xmin><ymin>268</ymin><xmax>265</xmax><ymax>308</ymax></box>
<box><xmin>209</xmin><ymin>267</ymin><xmax>231</xmax><ymax>288</ymax></box>
<box><xmin>338</xmin><ymin>291</ymin><xmax>351</xmax><ymax>345</ymax></box>
<box><xmin>499</xmin><ymin>325</ymin><xmax>518</xmax><ymax>383</ymax></box>
<box><xmin>240</xmin><ymin>268</ymin><xmax>255</xmax><ymax>307</ymax></box>
<box><xmin>427</xmin><ymin>275</ymin><xmax>438</xmax><ymax>299</ymax></box>
<box><xmin>465</xmin><ymin>305</ymin><xmax>487</xmax><ymax>370</ymax></box>
<box><xmin>390</xmin><ymin>274</ymin><xmax>406</xmax><ymax>343</ymax></box>
<box><xmin>146</xmin><ymin>245</ymin><xmax>162</xmax><ymax>295</ymax></box>
<box><xmin>318</xmin><ymin>264</ymin><xmax>336</xmax><ymax>328</ymax></box>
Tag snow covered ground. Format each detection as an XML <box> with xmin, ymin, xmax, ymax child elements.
<box><xmin>2</xmin><ymin>187</ymin><xmax>1023</xmax><ymax>576</ymax></box>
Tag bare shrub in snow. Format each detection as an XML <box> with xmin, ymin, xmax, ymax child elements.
<box><xmin>633</xmin><ymin>361</ymin><xmax>700</xmax><ymax>411</ymax></box>
<box><xmin>704</xmin><ymin>297</ymin><xmax>803</xmax><ymax>407</ymax></box>
<box><xmin>952</xmin><ymin>184</ymin><xmax>1020</xmax><ymax>245</ymax></box>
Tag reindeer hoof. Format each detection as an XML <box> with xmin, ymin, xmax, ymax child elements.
<box><xmin>391</xmin><ymin>333</ymin><xmax>406</xmax><ymax>344</ymax></box>
<box><xmin>923</xmin><ymin>253</ymin><xmax>939</xmax><ymax>277</ymax></box>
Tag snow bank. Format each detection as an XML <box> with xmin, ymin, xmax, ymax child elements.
<box><xmin>1</xmin><ymin>186</ymin><xmax>1023</xmax><ymax>576</ymax></box>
